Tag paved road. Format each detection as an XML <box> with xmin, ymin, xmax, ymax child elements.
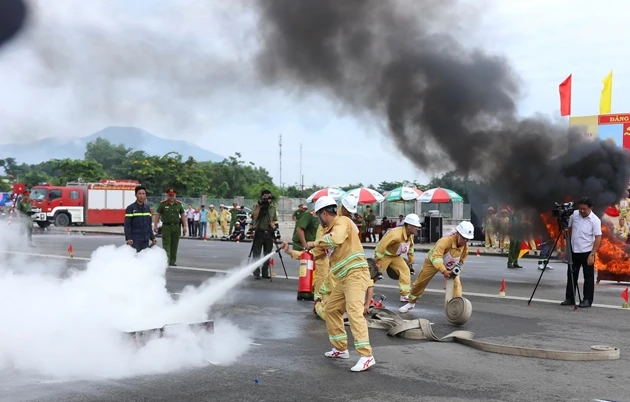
<box><xmin>1</xmin><ymin>234</ymin><xmax>629</xmax><ymax>402</ymax></box>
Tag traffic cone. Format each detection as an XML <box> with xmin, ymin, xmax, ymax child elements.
<box><xmin>203</xmin><ymin>233</ymin><xmax>207</xmax><ymax>241</ymax></box>
<box><xmin>476</xmin><ymin>248</ymin><xmax>481</xmax><ymax>257</ymax></box>
<box><xmin>67</xmin><ymin>244</ymin><xmax>73</xmax><ymax>258</ymax></box>
<box><xmin>270</xmin><ymin>258</ymin><xmax>276</xmax><ymax>277</ymax></box>
<box><xmin>621</xmin><ymin>287</ymin><xmax>629</xmax><ymax>309</ymax></box>
<box><xmin>499</xmin><ymin>279</ymin><xmax>506</xmax><ymax>297</ymax></box>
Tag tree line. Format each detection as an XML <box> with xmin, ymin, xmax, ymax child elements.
<box><xmin>0</xmin><ymin>138</ymin><xmax>480</xmax><ymax>202</ymax></box>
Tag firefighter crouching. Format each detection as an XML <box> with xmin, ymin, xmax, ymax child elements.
<box><xmin>305</xmin><ymin>196</ymin><xmax>375</xmax><ymax>372</ymax></box>
<box><xmin>399</xmin><ymin>221</ymin><xmax>474</xmax><ymax>313</ymax></box>
<box><xmin>124</xmin><ymin>185</ymin><xmax>157</xmax><ymax>253</ymax></box>
<box><xmin>374</xmin><ymin>213</ymin><xmax>421</xmax><ymax>302</ymax></box>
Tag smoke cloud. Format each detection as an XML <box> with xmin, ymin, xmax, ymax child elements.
<box><xmin>251</xmin><ymin>0</ymin><xmax>630</xmax><ymax>214</ymax></box>
<box><xmin>0</xmin><ymin>222</ymin><xmax>261</xmax><ymax>380</ymax></box>
<box><xmin>0</xmin><ymin>0</ymin><xmax>258</xmax><ymax>144</ymax></box>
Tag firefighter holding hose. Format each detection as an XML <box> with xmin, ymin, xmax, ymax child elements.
<box><xmin>305</xmin><ymin>196</ymin><xmax>375</xmax><ymax>372</ymax></box>
<box><xmin>373</xmin><ymin>213</ymin><xmax>421</xmax><ymax>302</ymax></box>
<box><xmin>399</xmin><ymin>221</ymin><xmax>474</xmax><ymax>313</ymax></box>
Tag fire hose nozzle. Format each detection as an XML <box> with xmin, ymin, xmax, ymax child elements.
<box><xmin>451</xmin><ymin>265</ymin><xmax>462</xmax><ymax>276</ymax></box>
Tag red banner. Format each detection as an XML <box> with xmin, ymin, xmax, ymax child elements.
<box><xmin>623</xmin><ymin>123</ymin><xmax>630</xmax><ymax>150</ymax></box>
<box><xmin>599</xmin><ymin>114</ymin><xmax>630</xmax><ymax>124</ymax></box>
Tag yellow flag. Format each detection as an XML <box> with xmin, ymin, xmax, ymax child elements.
<box><xmin>599</xmin><ymin>70</ymin><xmax>613</xmax><ymax>114</ymax></box>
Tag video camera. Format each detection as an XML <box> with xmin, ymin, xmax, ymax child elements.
<box><xmin>552</xmin><ymin>201</ymin><xmax>575</xmax><ymax>229</ymax></box>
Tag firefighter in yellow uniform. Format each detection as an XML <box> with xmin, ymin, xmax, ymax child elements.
<box><xmin>305</xmin><ymin>196</ymin><xmax>375</xmax><ymax>372</ymax></box>
<box><xmin>615</xmin><ymin>217</ymin><xmax>629</xmax><ymax>241</ymax></box>
<box><xmin>207</xmin><ymin>205</ymin><xmax>219</xmax><ymax>238</ymax></box>
<box><xmin>219</xmin><ymin>204</ymin><xmax>230</xmax><ymax>236</ymax></box>
<box><xmin>497</xmin><ymin>208</ymin><xmax>510</xmax><ymax>249</ymax></box>
<box><xmin>399</xmin><ymin>221</ymin><xmax>474</xmax><ymax>313</ymax></box>
<box><xmin>617</xmin><ymin>188</ymin><xmax>630</xmax><ymax>222</ymax></box>
<box><xmin>373</xmin><ymin>213</ymin><xmax>421</xmax><ymax>302</ymax></box>
<box><xmin>483</xmin><ymin>207</ymin><xmax>497</xmax><ymax>248</ymax></box>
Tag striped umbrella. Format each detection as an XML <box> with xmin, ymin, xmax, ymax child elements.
<box><xmin>305</xmin><ymin>187</ymin><xmax>345</xmax><ymax>203</ymax></box>
<box><xmin>417</xmin><ymin>187</ymin><xmax>464</xmax><ymax>203</ymax></box>
<box><xmin>384</xmin><ymin>186</ymin><xmax>424</xmax><ymax>202</ymax></box>
<box><xmin>343</xmin><ymin>187</ymin><xmax>385</xmax><ymax>204</ymax></box>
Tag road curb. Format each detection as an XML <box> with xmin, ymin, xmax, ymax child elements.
<box><xmin>52</xmin><ymin>229</ymin><xmax>549</xmax><ymax>259</ymax></box>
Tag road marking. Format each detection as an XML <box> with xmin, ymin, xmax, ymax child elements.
<box><xmin>3</xmin><ymin>251</ymin><xmax>628</xmax><ymax>311</ymax></box>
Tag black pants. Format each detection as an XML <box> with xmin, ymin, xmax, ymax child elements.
<box><xmin>566</xmin><ymin>251</ymin><xmax>594</xmax><ymax>303</ymax></box>
<box><xmin>132</xmin><ymin>241</ymin><xmax>150</xmax><ymax>253</ymax></box>
<box><xmin>251</xmin><ymin>230</ymin><xmax>273</xmax><ymax>277</ymax></box>
<box><xmin>188</xmin><ymin>219</ymin><xmax>195</xmax><ymax>236</ymax></box>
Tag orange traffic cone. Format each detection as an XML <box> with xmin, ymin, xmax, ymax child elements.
<box><xmin>270</xmin><ymin>258</ymin><xmax>276</xmax><ymax>277</ymax></box>
<box><xmin>67</xmin><ymin>245</ymin><xmax>73</xmax><ymax>258</ymax></box>
<box><xmin>476</xmin><ymin>248</ymin><xmax>481</xmax><ymax>257</ymax></box>
<box><xmin>203</xmin><ymin>233</ymin><xmax>207</xmax><ymax>241</ymax></box>
<box><xmin>499</xmin><ymin>279</ymin><xmax>506</xmax><ymax>297</ymax></box>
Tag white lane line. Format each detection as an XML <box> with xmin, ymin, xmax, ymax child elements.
<box><xmin>2</xmin><ymin>251</ymin><xmax>628</xmax><ymax>311</ymax></box>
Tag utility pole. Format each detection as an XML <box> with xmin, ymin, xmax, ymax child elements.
<box><xmin>279</xmin><ymin>134</ymin><xmax>284</xmax><ymax>221</ymax></box>
<box><xmin>299</xmin><ymin>143</ymin><xmax>303</xmax><ymax>200</ymax></box>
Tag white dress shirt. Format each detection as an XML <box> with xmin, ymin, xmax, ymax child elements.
<box><xmin>569</xmin><ymin>210</ymin><xmax>602</xmax><ymax>253</ymax></box>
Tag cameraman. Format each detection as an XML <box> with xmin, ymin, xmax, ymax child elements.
<box><xmin>250</xmin><ymin>189</ymin><xmax>278</xmax><ymax>279</ymax></box>
<box><xmin>562</xmin><ymin>197</ymin><xmax>602</xmax><ymax>308</ymax></box>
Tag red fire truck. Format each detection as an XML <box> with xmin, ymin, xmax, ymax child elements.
<box><xmin>29</xmin><ymin>179</ymin><xmax>140</xmax><ymax>228</ymax></box>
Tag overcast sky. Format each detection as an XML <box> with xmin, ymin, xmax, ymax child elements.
<box><xmin>0</xmin><ymin>0</ymin><xmax>628</xmax><ymax>188</ymax></box>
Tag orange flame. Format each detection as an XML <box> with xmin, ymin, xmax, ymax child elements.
<box><xmin>540</xmin><ymin>213</ymin><xmax>566</xmax><ymax>251</ymax></box>
<box><xmin>595</xmin><ymin>224</ymin><xmax>630</xmax><ymax>275</ymax></box>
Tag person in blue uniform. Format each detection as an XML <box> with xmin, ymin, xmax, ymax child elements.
<box><xmin>124</xmin><ymin>185</ymin><xmax>157</xmax><ymax>252</ymax></box>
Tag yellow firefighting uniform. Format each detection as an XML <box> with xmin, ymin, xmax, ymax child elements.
<box><xmin>315</xmin><ymin>273</ymin><xmax>374</xmax><ymax>321</ymax></box>
<box><xmin>408</xmin><ymin>233</ymin><xmax>469</xmax><ymax>302</ymax></box>
<box><xmin>208</xmin><ymin>209</ymin><xmax>219</xmax><ymax>237</ymax></box>
<box><xmin>374</xmin><ymin>226</ymin><xmax>415</xmax><ymax>297</ymax></box>
<box><xmin>220</xmin><ymin>208</ymin><xmax>231</xmax><ymax>235</ymax></box>
<box><xmin>498</xmin><ymin>213</ymin><xmax>510</xmax><ymax>249</ymax></box>
<box><xmin>483</xmin><ymin>213</ymin><xmax>497</xmax><ymax>248</ymax></box>
<box><xmin>614</xmin><ymin>222</ymin><xmax>629</xmax><ymax>241</ymax></box>
<box><xmin>312</xmin><ymin>215</ymin><xmax>372</xmax><ymax>357</ymax></box>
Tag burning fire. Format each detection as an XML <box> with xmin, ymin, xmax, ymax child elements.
<box><xmin>540</xmin><ymin>211</ymin><xmax>630</xmax><ymax>275</ymax></box>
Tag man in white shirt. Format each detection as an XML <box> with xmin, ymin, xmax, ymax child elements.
<box><xmin>561</xmin><ymin>197</ymin><xmax>602</xmax><ymax>308</ymax></box>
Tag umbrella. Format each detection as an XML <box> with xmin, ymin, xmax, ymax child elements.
<box><xmin>384</xmin><ymin>186</ymin><xmax>424</xmax><ymax>202</ymax></box>
<box><xmin>343</xmin><ymin>187</ymin><xmax>385</xmax><ymax>204</ymax></box>
<box><xmin>417</xmin><ymin>187</ymin><xmax>464</xmax><ymax>203</ymax></box>
<box><xmin>306</xmin><ymin>187</ymin><xmax>345</xmax><ymax>203</ymax></box>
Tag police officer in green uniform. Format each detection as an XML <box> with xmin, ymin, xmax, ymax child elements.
<box><xmin>229</xmin><ymin>202</ymin><xmax>239</xmax><ymax>235</ymax></box>
<box><xmin>154</xmin><ymin>188</ymin><xmax>187</xmax><ymax>266</ymax></box>
<box><xmin>507</xmin><ymin>207</ymin><xmax>524</xmax><ymax>269</ymax></box>
<box><xmin>16</xmin><ymin>189</ymin><xmax>35</xmax><ymax>247</ymax></box>
<box><xmin>250</xmin><ymin>189</ymin><xmax>278</xmax><ymax>279</ymax></box>
<box><xmin>291</xmin><ymin>208</ymin><xmax>319</xmax><ymax>252</ymax></box>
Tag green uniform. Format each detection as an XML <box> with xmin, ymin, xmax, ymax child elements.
<box><xmin>16</xmin><ymin>198</ymin><xmax>33</xmax><ymax>242</ymax></box>
<box><xmin>291</xmin><ymin>212</ymin><xmax>320</xmax><ymax>252</ymax></box>
<box><xmin>229</xmin><ymin>208</ymin><xmax>239</xmax><ymax>234</ymax></box>
<box><xmin>507</xmin><ymin>211</ymin><xmax>522</xmax><ymax>267</ymax></box>
<box><xmin>157</xmin><ymin>200</ymin><xmax>185</xmax><ymax>265</ymax></box>
<box><xmin>292</xmin><ymin>209</ymin><xmax>304</xmax><ymax>222</ymax></box>
<box><xmin>251</xmin><ymin>203</ymin><xmax>279</xmax><ymax>278</ymax></box>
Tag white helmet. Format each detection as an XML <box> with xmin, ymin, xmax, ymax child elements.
<box><xmin>403</xmin><ymin>213</ymin><xmax>421</xmax><ymax>227</ymax></box>
<box><xmin>456</xmin><ymin>221</ymin><xmax>475</xmax><ymax>239</ymax></box>
<box><xmin>314</xmin><ymin>196</ymin><xmax>337</xmax><ymax>213</ymax></box>
<box><xmin>341</xmin><ymin>195</ymin><xmax>358</xmax><ymax>214</ymax></box>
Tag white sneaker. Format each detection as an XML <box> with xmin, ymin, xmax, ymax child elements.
<box><xmin>325</xmin><ymin>348</ymin><xmax>349</xmax><ymax>359</ymax></box>
<box><xmin>400</xmin><ymin>295</ymin><xmax>409</xmax><ymax>302</ymax></box>
<box><xmin>399</xmin><ymin>303</ymin><xmax>415</xmax><ymax>313</ymax></box>
<box><xmin>351</xmin><ymin>356</ymin><xmax>375</xmax><ymax>372</ymax></box>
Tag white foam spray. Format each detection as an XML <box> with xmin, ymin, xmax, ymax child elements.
<box><xmin>0</xmin><ymin>223</ymin><xmax>275</xmax><ymax>380</ymax></box>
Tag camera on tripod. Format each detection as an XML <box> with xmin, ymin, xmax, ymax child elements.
<box><xmin>552</xmin><ymin>201</ymin><xmax>575</xmax><ymax>228</ymax></box>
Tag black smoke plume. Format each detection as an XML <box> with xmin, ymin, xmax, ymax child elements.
<box><xmin>252</xmin><ymin>0</ymin><xmax>630</xmax><ymax>222</ymax></box>
<box><xmin>0</xmin><ymin>0</ymin><xmax>28</xmax><ymax>49</ymax></box>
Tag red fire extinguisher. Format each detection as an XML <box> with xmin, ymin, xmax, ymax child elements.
<box><xmin>297</xmin><ymin>251</ymin><xmax>315</xmax><ymax>301</ymax></box>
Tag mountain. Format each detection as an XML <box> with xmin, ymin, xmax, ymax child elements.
<box><xmin>0</xmin><ymin>126</ymin><xmax>225</xmax><ymax>165</ymax></box>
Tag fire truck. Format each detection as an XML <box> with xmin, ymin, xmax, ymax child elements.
<box><xmin>29</xmin><ymin>179</ymin><xmax>140</xmax><ymax>228</ymax></box>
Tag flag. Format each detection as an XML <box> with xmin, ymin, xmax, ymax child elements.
<box><xmin>599</xmin><ymin>70</ymin><xmax>613</xmax><ymax>114</ymax></box>
<box><xmin>622</xmin><ymin>287</ymin><xmax>629</xmax><ymax>303</ymax></box>
<box><xmin>518</xmin><ymin>241</ymin><xmax>531</xmax><ymax>259</ymax></box>
<box><xmin>68</xmin><ymin>244</ymin><xmax>73</xmax><ymax>258</ymax></box>
<box><xmin>559</xmin><ymin>74</ymin><xmax>572</xmax><ymax>116</ymax></box>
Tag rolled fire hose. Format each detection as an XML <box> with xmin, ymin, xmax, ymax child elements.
<box><xmin>350</xmin><ymin>271</ymin><xmax>620</xmax><ymax>361</ymax></box>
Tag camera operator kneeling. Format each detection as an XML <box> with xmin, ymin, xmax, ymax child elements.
<box><xmin>250</xmin><ymin>189</ymin><xmax>279</xmax><ymax>279</ymax></box>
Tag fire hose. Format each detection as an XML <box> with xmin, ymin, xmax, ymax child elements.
<box><xmin>355</xmin><ymin>268</ymin><xmax>620</xmax><ymax>361</ymax></box>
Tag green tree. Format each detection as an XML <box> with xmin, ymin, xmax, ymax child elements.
<box><xmin>50</xmin><ymin>158</ymin><xmax>108</xmax><ymax>185</ymax></box>
<box><xmin>85</xmin><ymin>138</ymin><xmax>132</xmax><ymax>172</ymax></box>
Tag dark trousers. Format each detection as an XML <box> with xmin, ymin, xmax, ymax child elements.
<box><xmin>132</xmin><ymin>240</ymin><xmax>150</xmax><ymax>253</ymax></box>
<box><xmin>508</xmin><ymin>238</ymin><xmax>521</xmax><ymax>264</ymax></box>
<box><xmin>252</xmin><ymin>230</ymin><xmax>273</xmax><ymax>277</ymax></box>
<box><xmin>188</xmin><ymin>219</ymin><xmax>195</xmax><ymax>236</ymax></box>
<box><xmin>566</xmin><ymin>251</ymin><xmax>594</xmax><ymax>303</ymax></box>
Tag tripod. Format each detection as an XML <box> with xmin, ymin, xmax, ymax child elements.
<box><xmin>247</xmin><ymin>231</ymin><xmax>288</xmax><ymax>282</ymax></box>
<box><xmin>528</xmin><ymin>225</ymin><xmax>582</xmax><ymax>310</ymax></box>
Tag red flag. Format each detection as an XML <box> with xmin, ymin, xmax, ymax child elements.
<box><xmin>622</xmin><ymin>287</ymin><xmax>629</xmax><ymax>303</ymax></box>
<box><xmin>559</xmin><ymin>74</ymin><xmax>572</xmax><ymax>116</ymax></box>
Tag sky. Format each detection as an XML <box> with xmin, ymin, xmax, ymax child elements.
<box><xmin>0</xmin><ymin>0</ymin><xmax>629</xmax><ymax>188</ymax></box>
